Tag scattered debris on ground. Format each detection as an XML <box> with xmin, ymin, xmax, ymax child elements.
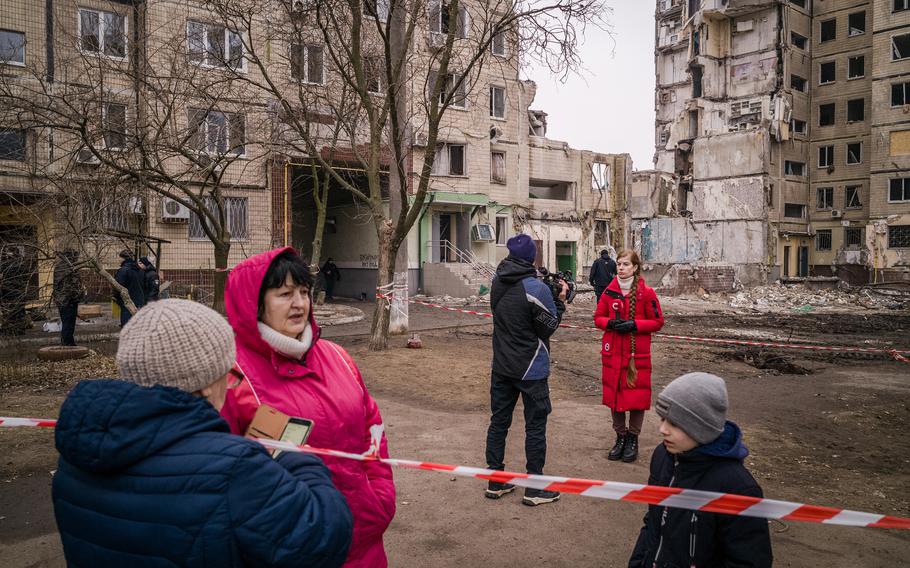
<box><xmin>411</xmin><ymin>294</ymin><xmax>490</xmax><ymax>306</ymax></box>
<box><xmin>729</xmin><ymin>282</ymin><xmax>910</xmax><ymax>312</ymax></box>
<box><xmin>721</xmin><ymin>349</ymin><xmax>812</xmax><ymax>375</ymax></box>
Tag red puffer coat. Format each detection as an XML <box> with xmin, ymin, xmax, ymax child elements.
<box><xmin>220</xmin><ymin>247</ymin><xmax>395</xmax><ymax>568</ymax></box>
<box><xmin>593</xmin><ymin>277</ymin><xmax>664</xmax><ymax>412</ymax></box>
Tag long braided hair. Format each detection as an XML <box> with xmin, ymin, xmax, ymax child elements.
<box><xmin>617</xmin><ymin>250</ymin><xmax>642</xmax><ymax>388</ymax></box>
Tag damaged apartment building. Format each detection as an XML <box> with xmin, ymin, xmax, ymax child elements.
<box><xmin>639</xmin><ymin>0</ymin><xmax>910</xmax><ymax>292</ymax></box>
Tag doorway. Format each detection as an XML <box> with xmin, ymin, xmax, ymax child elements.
<box><xmin>798</xmin><ymin>246</ymin><xmax>809</xmax><ymax>277</ymax></box>
<box><xmin>783</xmin><ymin>245</ymin><xmax>790</xmax><ymax>277</ymax></box>
<box><xmin>555</xmin><ymin>241</ymin><xmax>577</xmax><ymax>277</ymax></box>
<box><xmin>439</xmin><ymin>214</ymin><xmax>453</xmax><ymax>262</ymax></box>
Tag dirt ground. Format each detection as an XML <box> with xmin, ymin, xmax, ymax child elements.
<box><xmin>1</xmin><ymin>295</ymin><xmax>909</xmax><ymax>567</ymax></box>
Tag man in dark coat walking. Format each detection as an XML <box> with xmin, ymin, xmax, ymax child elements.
<box><xmin>113</xmin><ymin>250</ymin><xmax>145</xmax><ymax>326</ymax></box>
<box><xmin>138</xmin><ymin>256</ymin><xmax>160</xmax><ymax>302</ymax></box>
<box><xmin>52</xmin><ymin>249</ymin><xmax>83</xmax><ymax>346</ymax></box>
<box><xmin>589</xmin><ymin>248</ymin><xmax>617</xmax><ymax>302</ymax></box>
<box><xmin>53</xmin><ymin>299</ymin><xmax>353</xmax><ymax>567</ymax></box>
<box><xmin>321</xmin><ymin>257</ymin><xmax>341</xmax><ymax>301</ymax></box>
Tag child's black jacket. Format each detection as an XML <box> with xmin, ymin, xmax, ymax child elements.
<box><xmin>629</xmin><ymin>421</ymin><xmax>772</xmax><ymax>568</ymax></box>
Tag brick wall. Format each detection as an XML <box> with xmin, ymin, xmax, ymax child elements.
<box><xmin>643</xmin><ymin>264</ymin><xmax>738</xmax><ymax>295</ymax></box>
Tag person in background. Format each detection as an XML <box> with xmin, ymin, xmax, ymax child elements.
<box><xmin>221</xmin><ymin>248</ymin><xmax>395</xmax><ymax>568</ymax></box>
<box><xmin>113</xmin><ymin>249</ymin><xmax>145</xmax><ymax>326</ymax></box>
<box><xmin>52</xmin><ymin>299</ymin><xmax>353</xmax><ymax>567</ymax></box>
<box><xmin>593</xmin><ymin>249</ymin><xmax>663</xmax><ymax>463</ymax></box>
<box><xmin>629</xmin><ymin>372</ymin><xmax>772</xmax><ymax>568</ymax></box>
<box><xmin>589</xmin><ymin>248</ymin><xmax>617</xmax><ymax>303</ymax></box>
<box><xmin>52</xmin><ymin>249</ymin><xmax>83</xmax><ymax>346</ymax></box>
<box><xmin>321</xmin><ymin>257</ymin><xmax>341</xmax><ymax>301</ymax></box>
<box><xmin>139</xmin><ymin>256</ymin><xmax>160</xmax><ymax>302</ymax></box>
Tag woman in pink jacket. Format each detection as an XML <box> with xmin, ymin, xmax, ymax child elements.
<box><xmin>221</xmin><ymin>248</ymin><xmax>395</xmax><ymax>568</ymax></box>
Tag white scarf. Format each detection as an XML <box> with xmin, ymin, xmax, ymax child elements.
<box><xmin>618</xmin><ymin>275</ymin><xmax>634</xmax><ymax>295</ymax></box>
<box><xmin>257</xmin><ymin>321</ymin><xmax>314</xmax><ymax>360</ymax></box>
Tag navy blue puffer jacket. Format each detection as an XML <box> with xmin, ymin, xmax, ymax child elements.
<box><xmin>53</xmin><ymin>379</ymin><xmax>353</xmax><ymax>568</ymax></box>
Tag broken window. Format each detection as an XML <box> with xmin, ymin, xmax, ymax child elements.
<box><xmin>591</xmin><ymin>162</ymin><xmax>609</xmax><ymax>192</ymax></box>
<box><xmin>103</xmin><ymin>102</ymin><xmax>127</xmax><ymax>149</ymax></box>
<box><xmin>816</xmin><ymin>186</ymin><xmax>834</xmax><ymax>209</ymax></box>
<box><xmin>818</xmin><ymin>103</ymin><xmax>835</xmax><ymax>126</ymax></box>
<box><xmin>848</xmin><ymin>56</ymin><xmax>864</xmax><ymax>79</ymax></box>
<box><xmin>489</xmin><ymin>86</ymin><xmax>505</xmax><ymax>119</ymax></box>
<box><xmin>187</xmin><ymin>20</ymin><xmax>243</xmax><ymax>69</ymax></box>
<box><xmin>893</xmin><ymin>33</ymin><xmax>910</xmax><ymax>60</ymax></box>
<box><xmin>819</xmin><ymin>61</ymin><xmax>835</xmax><ymax>84</ymax></box>
<box><xmin>0</xmin><ymin>129</ymin><xmax>26</xmax><ymax>161</ymax></box>
<box><xmin>815</xmin><ymin>229</ymin><xmax>832</xmax><ymax>251</ymax></box>
<box><xmin>897</xmin><ymin>0</ymin><xmax>910</xmax><ymax>12</ymax></box>
<box><xmin>691</xmin><ymin>66</ymin><xmax>703</xmax><ymax>98</ymax></box>
<box><xmin>790</xmin><ymin>0</ymin><xmax>807</xmax><ymax>8</ymax></box>
<box><xmin>189</xmin><ymin>196</ymin><xmax>248</xmax><ymax>241</ymax></box>
<box><xmin>820</xmin><ymin>19</ymin><xmax>836</xmax><ymax>42</ymax></box>
<box><xmin>290</xmin><ymin>45</ymin><xmax>325</xmax><ymax>85</ymax></box>
<box><xmin>818</xmin><ymin>146</ymin><xmax>834</xmax><ymax>168</ymax></box>
<box><xmin>81</xmin><ymin>8</ymin><xmax>127</xmax><ymax>58</ymax></box>
<box><xmin>529</xmin><ymin>180</ymin><xmax>571</xmax><ymax>200</ymax></box>
<box><xmin>847</xmin><ymin>98</ymin><xmax>864</xmax><ymax>122</ymax></box>
<box><xmin>844</xmin><ymin>227</ymin><xmax>864</xmax><ymax>249</ymax></box>
<box><xmin>594</xmin><ymin>219</ymin><xmax>609</xmax><ymax>247</ymax></box>
<box><xmin>491</xmin><ymin>30</ymin><xmax>506</xmax><ymax>56</ymax></box>
<box><xmin>791</xmin><ymin>118</ymin><xmax>807</xmax><ymax>135</ymax></box>
<box><xmin>890</xmin><ymin>178</ymin><xmax>910</xmax><ymax>202</ymax></box>
<box><xmin>784</xmin><ymin>203</ymin><xmax>805</xmax><ymax>218</ymax></box>
<box><xmin>888</xmin><ymin>225</ymin><xmax>910</xmax><ymax>248</ymax></box>
<box><xmin>845</xmin><ymin>185</ymin><xmax>862</xmax><ymax>208</ymax></box>
<box><xmin>848</xmin><ymin>12</ymin><xmax>865</xmax><ymax>36</ymax></box>
<box><xmin>846</xmin><ymin>142</ymin><xmax>862</xmax><ymax>165</ymax></box>
<box><xmin>893</xmin><ymin>82</ymin><xmax>910</xmax><ymax>106</ymax></box>
<box><xmin>495</xmin><ymin>215</ymin><xmax>508</xmax><ymax>245</ymax></box>
<box><xmin>790</xmin><ymin>74</ymin><xmax>807</xmax><ymax>92</ymax></box>
<box><xmin>0</xmin><ymin>30</ymin><xmax>25</xmax><ymax>65</ymax></box>
<box><xmin>785</xmin><ymin>160</ymin><xmax>806</xmax><ymax>176</ymax></box>
<box><xmin>791</xmin><ymin>31</ymin><xmax>808</xmax><ymax>50</ymax></box>
<box><xmin>490</xmin><ymin>151</ymin><xmax>505</xmax><ymax>183</ymax></box>
<box><xmin>429</xmin><ymin>0</ymin><xmax>468</xmax><ymax>38</ymax></box>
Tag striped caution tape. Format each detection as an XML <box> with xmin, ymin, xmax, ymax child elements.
<box><xmin>375</xmin><ymin>293</ymin><xmax>910</xmax><ymax>364</ymax></box>
<box><xmin>4</xmin><ymin>416</ymin><xmax>908</xmax><ymax>530</ymax></box>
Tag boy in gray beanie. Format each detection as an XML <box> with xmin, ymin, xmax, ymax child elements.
<box><xmin>629</xmin><ymin>372</ymin><xmax>772</xmax><ymax>568</ymax></box>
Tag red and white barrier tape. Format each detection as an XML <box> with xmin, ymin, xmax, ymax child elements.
<box><xmin>3</xmin><ymin>416</ymin><xmax>908</xmax><ymax>530</ymax></box>
<box><xmin>376</xmin><ymin>293</ymin><xmax>910</xmax><ymax>364</ymax></box>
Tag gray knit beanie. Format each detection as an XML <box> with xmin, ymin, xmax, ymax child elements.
<box><xmin>655</xmin><ymin>372</ymin><xmax>728</xmax><ymax>445</ymax></box>
<box><xmin>116</xmin><ymin>299</ymin><xmax>236</xmax><ymax>393</ymax></box>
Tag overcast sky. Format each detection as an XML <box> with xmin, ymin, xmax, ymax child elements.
<box><xmin>523</xmin><ymin>3</ymin><xmax>655</xmax><ymax>170</ymax></box>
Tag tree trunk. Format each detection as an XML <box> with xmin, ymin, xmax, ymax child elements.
<box><xmin>212</xmin><ymin>243</ymin><xmax>230</xmax><ymax>313</ymax></box>
<box><xmin>368</xmin><ymin>233</ymin><xmax>395</xmax><ymax>350</ymax></box>
<box><xmin>88</xmin><ymin>257</ymin><xmax>138</xmax><ymax>315</ymax></box>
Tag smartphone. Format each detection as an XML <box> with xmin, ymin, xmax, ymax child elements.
<box><xmin>274</xmin><ymin>417</ymin><xmax>314</xmax><ymax>457</ymax></box>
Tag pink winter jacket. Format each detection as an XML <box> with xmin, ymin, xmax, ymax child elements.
<box><xmin>220</xmin><ymin>248</ymin><xmax>396</xmax><ymax>568</ymax></box>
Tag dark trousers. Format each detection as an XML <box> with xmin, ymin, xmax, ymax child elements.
<box><xmin>594</xmin><ymin>285</ymin><xmax>606</xmax><ymax>303</ymax></box>
<box><xmin>58</xmin><ymin>301</ymin><xmax>78</xmax><ymax>346</ymax></box>
<box><xmin>612</xmin><ymin>410</ymin><xmax>645</xmax><ymax>436</ymax></box>
<box><xmin>325</xmin><ymin>279</ymin><xmax>335</xmax><ymax>300</ymax></box>
<box><xmin>485</xmin><ymin>372</ymin><xmax>552</xmax><ymax>475</ymax></box>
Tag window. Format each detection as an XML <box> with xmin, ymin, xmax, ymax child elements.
<box><xmin>893</xmin><ymin>82</ymin><xmax>910</xmax><ymax>106</ymax></box>
<box><xmin>890</xmin><ymin>178</ymin><xmax>910</xmax><ymax>202</ymax></box>
<box><xmin>784</xmin><ymin>203</ymin><xmax>805</xmax><ymax>218</ymax></box>
<box><xmin>79</xmin><ymin>9</ymin><xmax>126</xmax><ymax>58</ymax></box>
<box><xmin>189</xmin><ymin>197</ymin><xmax>249</xmax><ymax>241</ymax></box>
<box><xmin>820</xmin><ymin>19</ymin><xmax>836</xmax><ymax>42</ymax></box>
<box><xmin>819</xmin><ymin>103</ymin><xmax>835</xmax><ymax>126</ymax></box>
<box><xmin>495</xmin><ymin>215</ymin><xmax>508</xmax><ymax>245</ymax></box>
<box><xmin>429</xmin><ymin>0</ymin><xmax>468</xmax><ymax>39</ymax></box>
<box><xmin>594</xmin><ymin>219</ymin><xmax>609</xmax><ymax>247</ymax></box>
<box><xmin>290</xmin><ymin>45</ymin><xmax>324</xmax><ymax>84</ymax></box>
<box><xmin>848</xmin><ymin>12</ymin><xmax>865</xmax><ymax>36</ymax></box>
<box><xmin>791</xmin><ymin>31</ymin><xmax>807</xmax><ymax>50</ymax></box>
<box><xmin>103</xmin><ymin>103</ymin><xmax>127</xmax><ymax>149</ymax></box>
<box><xmin>188</xmin><ymin>109</ymin><xmax>245</xmax><ymax>156</ymax></box>
<box><xmin>364</xmin><ymin>56</ymin><xmax>384</xmax><ymax>94</ymax></box>
<box><xmin>691</xmin><ymin>66</ymin><xmax>703</xmax><ymax>98</ymax></box>
<box><xmin>442</xmin><ymin>73</ymin><xmax>466</xmax><ymax>108</ymax></box>
<box><xmin>591</xmin><ymin>162</ymin><xmax>609</xmax><ymax>191</ymax></box>
<box><xmin>0</xmin><ymin>129</ymin><xmax>26</xmax><ymax>161</ymax></box>
<box><xmin>363</xmin><ymin>0</ymin><xmax>390</xmax><ymax>20</ymax></box>
<box><xmin>847</xmin><ymin>98</ymin><xmax>864</xmax><ymax>122</ymax></box>
<box><xmin>491</xmin><ymin>151</ymin><xmax>505</xmax><ymax>183</ymax></box>
<box><xmin>889</xmin><ymin>226</ymin><xmax>910</xmax><ymax>248</ymax></box>
<box><xmin>848</xmin><ymin>56</ymin><xmax>864</xmax><ymax>79</ymax></box>
<box><xmin>846</xmin><ymin>142</ymin><xmax>862</xmax><ymax>165</ymax></box>
<box><xmin>785</xmin><ymin>160</ymin><xmax>805</xmax><ymax>176</ymax></box>
<box><xmin>489</xmin><ymin>86</ymin><xmax>505</xmax><ymax>119</ymax></box>
<box><xmin>897</xmin><ymin>0</ymin><xmax>910</xmax><ymax>12</ymax></box>
<box><xmin>492</xmin><ymin>31</ymin><xmax>506</xmax><ymax>56</ymax></box>
<box><xmin>431</xmin><ymin>143</ymin><xmax>466</xmax><ymax>176</ymax></box>
<box><xmin>844</xmin><ymin>227</ymin><xmax>864</xmax><ymax>249</ymax></box>
<box><xmin>816</xmin><ymin>186</ymin><xmax>834</xmax><ymax>209</ymax></box>
<box><xmin>845</xmin><ymin>185</ymin><xmax>862</xmax><ymax>208</ymax></box>
<box><xmin>81</xmin><ymin>193</ymin><xmax>130</xmax><ymax>233</ymax></box>
<box><xmin>894</xmin><ymin>34</ymin><xmax>910</xmax><ymax>60</ymax></box>
<box><xmin>0</xmin><ymin>30</ymin><xmax>25</xmax><ymax>65</ymax></box>
<box><xmin>818</xmin><ymin>146</ymin><xmax>834</xmax><ymax>168</ymax></box>
<box><xmin>790</xmin><ymin>0</ymin><xmax>806</xmax><ymax>8</ymax></box>
<box><xmin>815</xmin><ymin>229</ymin><xmax>832</xmax><ymax>251</ymax></box>
<box><xmin>819</xmin><ymin>61</ymin><xmax>835</xmax><ymax>84</ymax></box>
<box><xmin>187</xmin><ymin>21</ymin><xmax>243</xmax><ymax>69</ymax></box>
<box><xmin>791</xmin><ymin>118</ymin><xmax>807</xmax><ymax>135</ymax></box>
<box><xmin>790</xmin><ymin>74</ymin><xmax>807</xmax><ymax>92</ymax></box>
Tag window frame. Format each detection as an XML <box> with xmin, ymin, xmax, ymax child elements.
<box><xmin>818</xmin><ymin>102</ymin><xmax>835</xmax><ymax>127</ymax></box>
<box><xmin>790</xmin><ymin>31</ymin><xmax>808</xmax><ymax>50</ymax></box>
<box><xmin>430</xmin><ymin>142</ymin><xmax>467</xmax><ymax>177</ymax></box>
<box><xmin>845</xmin><ymin>185</ymin><xmax>862</xmax><ymax>209</ymax></box>
<box><xmin>847</xmin><ymin>11</ymin><xmax>865</xmax><ymax>37</ymax></box>
<box><xmin>78</xmin><ymin>8</ymin><xmax>128</xmax><ymax>60</ymax></box>
<box><xmin>818</xmin><ymin>61</ymin><xmax>836</xmax><ymax>85</ymax></box>
<box><xmin>495</xmin><ymin>215</ymin><xmax>508</xmax><ymax>245</ymax></box>
<box><xmin>897</xmin><ymin>0</ymin><xmax>910</xmax><ymax>13</ymax></box>
<box><xmin>888</xmin><ymin>225</ymin><xmax>910</xmax><ymax>249</ymax></box>
<box><xmin>429</xmin><ymin>0</ymin><xmax>469</xmax><ymax>39</ymax></box>
<box><xmin>791</xmin><ymin>118</ymin><xmax>807</xmax><ymax>135</ymax></box>
<box><xmin>289</xmin><ymin>44</ymin><xmax>325</xmax><ymax>85</ymax></box>
<box><xmin>893</xmin><ymin>32</ymin><xmax>910</xmax><ymax>61</ymax></box>
<box><xmin>489</xmin><ymin>85</ymin><xmax>505</xmax><ymax>119</ymax></box>
<box><xmin>188</xmin><ymin>109</ymin><xmax>247</xmax><ymax>157</ymax></box>
<box><xmin>819</xmin><ymin>18</ymin><xmax>836</xmax><ymax>43</ymax></box>
<box><xmin>784</xmin><ymin>202</ymin><xmax>806</xmax><ymax>218</ymax></box>
<box><xmin>817</xmin><ymin>145</ymin><xmax>834</xmax><ymax>169</ymax></box>
<box><xmin>815</xmin><ymin>229</ymin><xmax>832</xmax><ymax>252</ymax></box>
<box><xmin>790</xmin><ymin>74</ymin><xmax>808</xmax><ymax>92</ymax></box>
<box><xmin>490</xmin><ymin>150</ymin><xmax>506</xmax><ymax>184</ymax></box>
<box><xmin>0</xmin><ymin>128</ymin><xmax>27</xmax><ymax>162</ymax></box>
<box><xmin>816</xmin><ymin>186</ymin><xmax>834</xmax><ymax>210</ymax></box>
<box><xmin>784</xmin><ymin>160</ymin><xmax>806</xmax><ymax>177</ymax></box>
<box><xmin>847</xmin><ymin>55</ymin><xmax>864</xmax><ymax>80</ymax></box>
<box><xmin>0</xmin><ymin>29</ymin><xmax>26</xmax><ymax>66</ymax></box>
<box><xmin>846</xmin><ymin>98</ymin><xmax>864</xmax><ymax>123</ymax></box>
<box><xmin>844</xmin><ymin>226</ymin><xmax>864</xmax><ymax>249</ymax></box>
<box><xmin>188</xmin><ymin>196</ymin><xmax>249</xmax><ymax>242</ymax></box>
<box><xmin>889</xmin><ymin>178</ymin><xmax>910</xmax><ymax>203</ymax></box>
<box><xmin>846</xmin><ymin>142</ymin><xmax>862</xmax><ymax>165</ymax></box>
<box><xmin>893</xmin><ymin>82</ymin><xmax>910</xmax><ymax>107</ymax></box>
<box><xmin>186</xmin><ymin>20</ymin><xmax>245</xmax><ymax>71</ymax></box>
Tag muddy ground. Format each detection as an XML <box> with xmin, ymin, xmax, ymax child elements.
<box><xmin>1</xmin><ymin>296</ymin><xmax>909</xmax><ymax>567</ymax></box>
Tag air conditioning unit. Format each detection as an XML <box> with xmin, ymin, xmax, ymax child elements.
<box><xmin>830</xmin><ymin>209</ymin><xmax>843</xmax><ymax>219</ymax></box>
<box><xmin>75</xmin><ymin>148</ymin><xmax>99</xmax><ymax>165</ymax></box>
<box><xmin>471</xmin><ymin>224</ymin><xmax>495</xmax><ymax>242</ymax></box>
<box><xmin>413</xmin><ymin>131</ymin><xmax>428</xmax><ymax>147</ymax></box>
<box><xmin>426</xmin><ymin>32</ymin><xmax>446</xmax><ymax>50</ymax></box>
<box><xmin>128</xmin><ymin>196</ymin><xmax>146</xmax><ymax>216</ymax></box>
<box><xmin>161</xmin><ymin>197</ymin><xmax>191</xmax><ymax>222</ymax></box>
<box><xmin>489</xmin><ymin>125</ymin><xmax>503</xmax><ymax>144</ymax></box>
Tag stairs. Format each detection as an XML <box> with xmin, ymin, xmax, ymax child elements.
<box><xmin>423</xmin><ymin>262</ymin><xmax>494</xmax><ymax>297</ymax></box>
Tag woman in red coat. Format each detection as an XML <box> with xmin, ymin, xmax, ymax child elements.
<box><xmin>593</xmin><ymin>250</ymin><xmax>664</xmax><ymax>463</ymax></box>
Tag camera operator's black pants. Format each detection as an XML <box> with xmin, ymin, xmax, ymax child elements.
<box><xmin>485</xmin><ymin>372</ymin><xmax>552</xmax><ymax>475</ymax></box>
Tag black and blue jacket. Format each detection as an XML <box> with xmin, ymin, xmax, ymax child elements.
<box><xmin>490</xmin><ymin>255</ymin><xmax>565</xmax><ymax>380</ymax></box>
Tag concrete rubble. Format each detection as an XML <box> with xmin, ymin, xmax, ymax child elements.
<box><xmin>729</xmin><ymin>283</ymin><xmax>909</xmax><ymax>312</ymax></box>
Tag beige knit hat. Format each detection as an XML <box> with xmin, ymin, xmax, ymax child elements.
<box><xmin>116</xmin><ymin>299</ymin><xmax>236</xmax><ymax>393</ymax></box>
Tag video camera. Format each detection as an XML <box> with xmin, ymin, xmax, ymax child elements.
<box><xmin>538</xmin><ymin>267</ymin><xmax>577</xmax><ymax>304</ymax></box>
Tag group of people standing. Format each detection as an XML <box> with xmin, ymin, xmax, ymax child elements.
<box><xmin>113</xmin><ymin>249</ymin><xmax>160</xmax><ymax>326</ymax></box>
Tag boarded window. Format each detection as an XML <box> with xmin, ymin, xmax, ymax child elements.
<box><xmin>845</xmin><ymin>185</ymin><xmax>862</xmax><ymax>208</ymax></box>
<box><xmin>848</xmin><ymin>56</ymin><xmax>864</xmax><ymax>79</ymax></box>
<box><xmin>820</xmin><ymin>19</ymin><xmax>836</xmax><ymax>42</ymax></box>
<box><xmin>818</xmin><ymin>146</ymin><xmax>834</xmax><ymax>168</ymax></box>
<box><xmin>189</xmin><ymin>196</ymin><xmax>248</xmax><ymax>240</ymax></box>
<box><xmin>888</xmin><ymin>225</ymin><xmax>910</xmax><ymax>248</ymax></box>
<box><xmin>816</xmin><ymin>186</ymin><xmax>833</xmax><ymax>209</ymax></box>
<box><xmin>784</xmin><ymin>203</ymin><xmax>805</xmax><ymax>218</ymax></box>
<box><xmin>815</xmin><ymin>229</ymin><xmax>832</xmax><ymax>251</ymax></box>
<box><xmin>847</xmin><ymin>98</ymin><xmax>864</xmax><ymax>122</ymax></box>
<box><xmin>844</xmin><ymin>227</ymin><xmax>864</xmax><ymax>249</ymax></box>
<box><xmin>846</xmin><ymin>142</ymin><xmax>862</xmax><ymax>165</ymax></box>
<box><xmin>0</xmin><ymin>30</ymin><xmax>25</xmax><ymax>64</ymax></box>
<box><xmin>848</xmin><ymin>12</ymin><xmax>865</xmax><ymax>36</ymax></box>
<box><xmin>819</xmin><ymin>103</ymin><xmax>835</xmax><ymax>126</ymax></box>
<box><xmin>819</xmin><ymin>61</ymin><xmax>835</xmax><ymax>84</ymax></box>
<box><xmin>890</xmin><ymin>130</ymin><xmax>910</xmax><ymax>156</ymax></box>
<box><xmin>490</xmin><ymin>151</ymin><xmax>505</xmax><ymax>183</ymax></box>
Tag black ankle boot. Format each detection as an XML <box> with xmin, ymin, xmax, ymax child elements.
<box><xmin>622</xmin><ymin>434</ymin><xmax>639</xmax><ymax>462</ymax></box>
<box><xmin>608</xmin><ymin>433</ymin><xmax>626</xmax><ymax>461</ymax></box>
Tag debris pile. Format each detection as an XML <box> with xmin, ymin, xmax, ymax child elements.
<box><xmin>729</xmin><ymin>283</ymin><xmax>909</xmax><ymax>312</ymax></box>
<box><xmin>412</xmin><ymin>294</ymin><xmax>490</xmax><ymax>306</ymax></box>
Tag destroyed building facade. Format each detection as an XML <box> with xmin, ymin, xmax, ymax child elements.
<box><xmin>647</xmin><ymin>0</ymin><xmax>910</xmax><ymax>292</ymax></box>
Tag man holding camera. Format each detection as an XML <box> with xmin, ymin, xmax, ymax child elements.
<box><xmin>485</xmin><ymin>234</ymin><xmax>567</xmax><ymax>506</ymax></box>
